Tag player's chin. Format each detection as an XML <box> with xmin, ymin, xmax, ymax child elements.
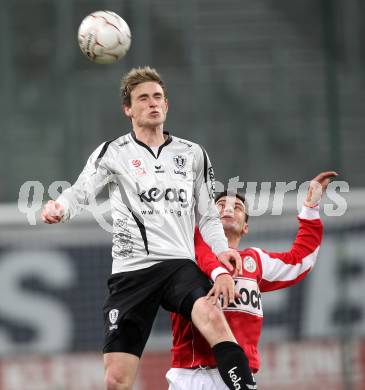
<box><xmin>144</xmin><ymin>119</ymin><xmax>165</xmax><ymax>129</ymax></box>
<box><xmin>222</xmin><ymin>221</ymin><xmax>239</xmax><ymax>232</ymax></box>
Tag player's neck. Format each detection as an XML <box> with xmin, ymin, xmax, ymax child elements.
<box><xmin>226</xmin><ymin>233</ymin><xmax>241</xmax><ymax>249</ymax></box>
<box><xmin>133</xmin><ymin>126</ymin><xmax>166</xmax><ymax>147</ymax></box>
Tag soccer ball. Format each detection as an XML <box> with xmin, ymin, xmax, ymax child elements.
<box><xmin>78</xmin><ymin>11</ymin><xmax>131</xmax><ymax>64</ymax></box>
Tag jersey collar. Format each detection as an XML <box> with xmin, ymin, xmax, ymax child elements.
<box><xmin>130</xmin><ymin>130</ymin><xmax>173</xmax><ymax>159</ymax></box>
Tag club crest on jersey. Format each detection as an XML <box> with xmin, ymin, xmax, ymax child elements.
<box><xmin>173</xmin><ymin>155</ymin><xmax>187</xmax><ymax>169</ymax></box>
<box><xmin>243</xmin><ymin>256</ymin><xmax>256</xmax><ymax>273</ymax></box>
<box><xmin>109</xmin><ymin>309</ymin><xmax>119</xmax><ymax>331</ymax></box>
<box><xmin>129</xmin><ymin>158</ymin><xmax>147</xmax><ymax>177</ymax></box>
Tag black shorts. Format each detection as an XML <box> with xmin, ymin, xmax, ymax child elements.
<box><xmin>103</xmin><ymin>258</ymin><xmax>212</xmax><ymax>357</ymax></box>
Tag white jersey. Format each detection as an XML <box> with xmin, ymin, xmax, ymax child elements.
<box><xmin>58</xmin><ymin>131</ymin><xmax>228</xmax><ymax>273</ymax></box>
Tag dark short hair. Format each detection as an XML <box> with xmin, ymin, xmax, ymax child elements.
<box><xmin>215</xmin><ymin>191</ymin><xmax>249</xmax><ymax>222</ymax></box>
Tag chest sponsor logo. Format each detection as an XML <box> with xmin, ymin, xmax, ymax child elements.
<box><xmin>129</xmin><ymin>158</ymin><xmax>147</xmax><ymax>177</ymax></box>
<box><xmin>243</xmin><ymin>256</ymin><xmax>256</xmax><ymax>273</ymax></box>
<box><xmin>136</xmin><ymin>183</ymin><xmax>189</xmax><ymax>208</ymax></box>
<box><xmin>224</xmin><ymin>278</ymin><xmax>263</xmax><ymax>317</ymax></box>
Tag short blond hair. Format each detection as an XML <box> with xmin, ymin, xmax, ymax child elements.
<box><xmin>120</xmin><ymin>66</ymin><xmax>167</xmax><ymax>106</ymax></box>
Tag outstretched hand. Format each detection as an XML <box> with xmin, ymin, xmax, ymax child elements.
<box><xmin>217</xmin><ymin>249</ymin><xmax>242</xmax><ymax>277</ymax></box>
<box><xmin>206</xmin><ymin>273</ymin><xmax>235</xmax><ymax>308</ymax></box>
<box><xmin>304</xmin><ymin>171</ymin><xmax>338</xmax><ymax>207</ymax></box>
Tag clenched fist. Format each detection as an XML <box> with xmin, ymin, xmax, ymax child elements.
<box><xmin>41</xmin><ymin>200</ymin><xmax>64</xmax><ymax>224</ymax></box>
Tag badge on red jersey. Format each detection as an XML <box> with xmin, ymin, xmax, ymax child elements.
<box><xmin>243</xmin><ymin>256</ymin><xmax>256</xmax><ymax>273</ymax></box>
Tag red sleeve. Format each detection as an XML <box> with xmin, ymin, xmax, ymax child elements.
<box><xmin>194</xmin><ymin>226</ymin><xmax>229</xmax><ymax>280</ymax></box>
<box><xmin>257</xmin><ymin>209</ymin><xmax>323</xmax><ymax>292</ymax></box>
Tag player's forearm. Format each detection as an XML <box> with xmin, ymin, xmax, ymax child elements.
<box><xmin>292</xmin><ymin>205</ymin><xmax>323</xmax><ymax>256</ymax></box>
<box><xmin>57</xmin><ymin>144</ymin><xmax>112</xmax><ymax>221</ymax></box>
<box><xmin>194</xmin><ymin>227</ymin><xmax>229</xmax><ymax>281</ymax></box>
<box><xmin>260</xmin><ymin>205</ymin><xmax>323</xmax><ymax>290</ymax></box>
<box><xmin>198</xmin><ymin>214</ymin><xmax>229</xmax><ymax>256</ymax></box>
<box><xmin>57</xmin><ymin>186</ymin><xmax>88</xmax><ymax>221</ymax></box>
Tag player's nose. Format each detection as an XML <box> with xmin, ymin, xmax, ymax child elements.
<box><xmin>222</xmin><ymin>206</ymin><xmax>234</xmax><ymax>216</ymax></box>
<box><xmin>149</xmin><ymin>98</ymin><xmax>158</xmax><ymax>107</ymax></box>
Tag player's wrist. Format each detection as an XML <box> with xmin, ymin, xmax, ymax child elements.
<box><xmin>299</xmin><ymin>204</ymin><xmax>320</xmax><ymax>220</ymax></box>
<box><xmin>56</xmin><ymin>196</ymin><xmax>68</xmax><ymax>222</ymax></box>
<box><xmin>211</xmin><ymin>267</ymin><xmax>230</xmax><ymax>282</ymax></box>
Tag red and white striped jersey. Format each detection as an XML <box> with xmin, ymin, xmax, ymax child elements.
<box><xmin>170</xmin><ymin>206</ymin><xmax>323</xmax><ymax>373</ymax></box>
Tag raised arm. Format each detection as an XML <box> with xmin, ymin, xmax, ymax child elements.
<box><xmin>257</xmin><ymin>171</ymin><xmax>337</xmax><ymax>292</ymax></box>
<box><xmin>42</xmin><ymin>142</ymin><xmax>113</xmax><ymax>224</ymax></box>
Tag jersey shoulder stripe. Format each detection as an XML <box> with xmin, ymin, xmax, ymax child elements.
<box><xmin>95</xmin><ymin>137</ymin><xmax>119</xmax><ymax>168</ymax></box>
<box><xmin>97</xmin><ymin>137</ymin><xmax>119</xmax><ymax>160</ymax></box>
<box><xmin>198</xmin><ymin>145</ymin><xmax>208</xmax><ymax>182</ymax></box>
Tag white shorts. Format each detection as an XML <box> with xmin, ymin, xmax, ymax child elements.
<box><xmin>166</xmin><ymin>367</ymin><xmax>229</xmax><ymax>390</ymax></box>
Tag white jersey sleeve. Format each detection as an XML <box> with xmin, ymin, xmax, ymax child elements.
<box><xmin>193</xmin><ymin>146</ymin><xmax>228</xmax><ymax>256</ymax></box>
<box><xmin>57</xmin><ymin>142</ymin><xmax>113</xmax><ymax>221</ymax></box>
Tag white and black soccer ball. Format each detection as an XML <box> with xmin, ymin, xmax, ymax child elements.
<box><xmin>78</xmin><ymin>10</ymin><xmax>131</xmax><ymax>64</ymax></box>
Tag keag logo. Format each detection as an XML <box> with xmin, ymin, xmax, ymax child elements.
<box><xmin>136</xmin><ymin>183</ymin><xmax>189</xmax><ymax>208</ymax></box>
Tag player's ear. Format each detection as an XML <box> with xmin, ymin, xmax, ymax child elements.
<box><xmin>164</xmin><ymin>98</ymin><xmax>169</xmax><ymax>113</ymax></box>
<box><xmin>242</xmin><ymin>223</ymin><xmax>249</xmax><ymax>236</ymax></box>
<box><xmin>123</xmin><ymin>104</ymin><xmax>131</xmax><ymax>118</ymax></box>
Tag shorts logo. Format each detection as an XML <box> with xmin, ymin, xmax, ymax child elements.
<box><xmin>173</xmin><ymin>155</ymin><xmax>186</xmax><ymax>169</ymax></box>
<box><xmin>243</xmin><ymin>256</ymin><xmax>256</xmax><ymax>273</ymax></box>
<box><xmin>109</xmin><ymin>309</ymin><xmax>119</xmax><ymax>330</ymax></box>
